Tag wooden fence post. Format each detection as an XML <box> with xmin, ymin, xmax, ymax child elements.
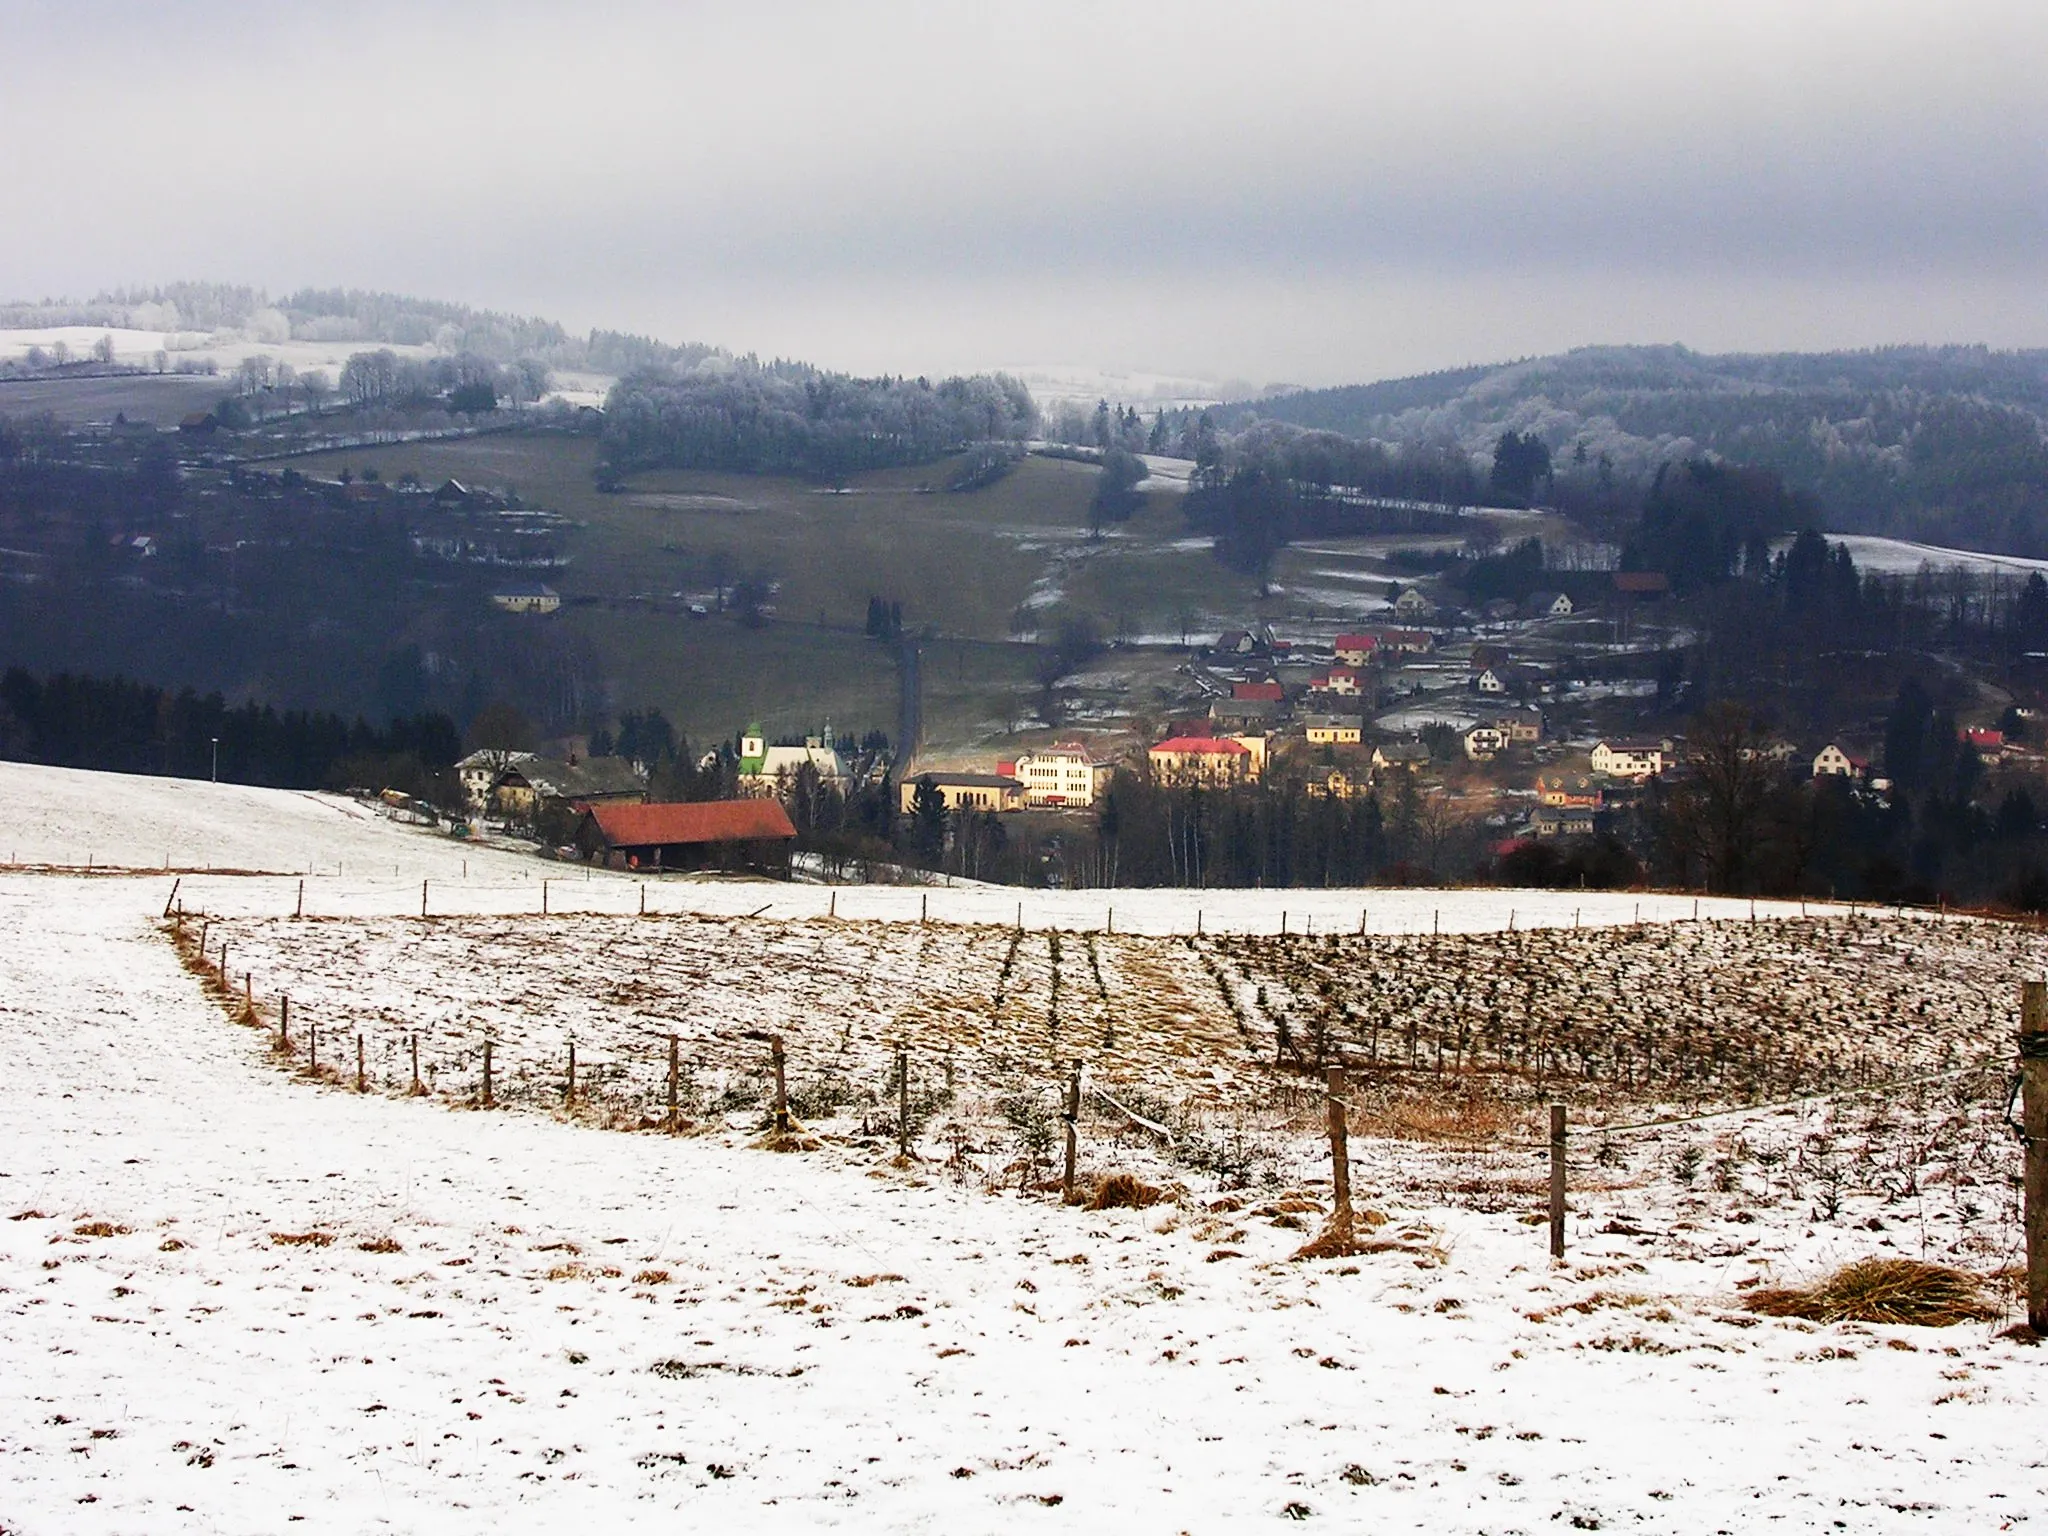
<box><xmin>421</xmin><ymin>879</ymin><xmax>428</xmax><ymax>919</ymax></box>
<box><xmin>356</xmin><ymin>1034</ymin><xmax>366</xmax><ymax>1092</ymax></box>
<box><xmin>828</xmin><ymin>890</ymin><xmax>836</xmax><ymax>919</ymax></box>
<box><xmin>481</xmin><ymin>1038</ymin><xmax>494</xmax><ymax>1108</ymax></box>
<box><xmin>771</xmin><ymin>1034</ymin><xmax>790</xmax><ymax>1133</ymax></box>
<box><xmin>1327</xmin><ymin>1064</ymin><xmax>1352</xmax><ymax>1229</ymax></box>
<box><xmin>295</xmin><ymin>879</ymin><xmax>304</xmax><ymax>919</ymax></box>
<box><xmin>1062</xmin><ymin>1059</ymin><xmax>1082</xmax><ymax>1203</ymax></box>
<box><xmin>639</xmin><ymin>883</ymin><xmax>646</xmax><ymax>917</ymax></box>
<box><xmin>309</xmin><ymin>1015</ymin><xmax>318</xmax><ymax>1077</ymax></box>
<box><xmin>410</xmin><ymin>1033</ymin><xmax>421</xmax><ymax>1096</ymax></box>
<box><xmin>162</xmin><ymin>877</ymin><xmax>180</xmax><ymax>918</ymax></box>
<box><xmin>921</xmin><ymin>893</ymin><xmax>928</xmax><ymax>924</ymax></box>
<box><xmin>566</xmin><ymin>1039</ymin><xmax>577</xmax><ymax>1104</ymax></box>
<box><xmin>2023</xmin><ymin>981</ymin><xmax>2048</xmax><ymax>1333</ymax></box>
<box><xmin>542</xmin><ymin>879</ymin><xmax>549</xmax><ymax>916</ymax></box>
<box><xmin>279</xmin><ymin>994</ymin><xmax>290</xmax><ymax>1047</ymax></box>
<box><xmin>244</xmin><ymin>972</ymin><xmax>252</xmax><ymax>1010</ymax></box>
<box><xmin>896</xmin><ymin>1044</ymin><xmax>912</xmax><ymax>1160</ymax></box>
<box><xmin>1548</xmin><ymin>1102</ymin><xmax>1568</xmax><ymax>1261</ymax></box>
<box><xmin>666</xmin><ymin>1034</ymin><xmax>681</xmax><ymax>1135</ymax></box>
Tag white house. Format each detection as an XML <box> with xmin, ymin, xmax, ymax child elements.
<box><xmin>1590</xmin><ymin>738</ymin><xmax>1667</xmax><ymax>779</ymax></box>
<box><xmin>1003</xmin><ymin>741</ymin><xmax>1104</xmax><ymax>808</ymax></box>
<box><xmin>1464</xmin><ymin>724</ymin><xmax>1508</xmax><ymax>761</ymax></box>
<box><xmin>1525</xmin><ymin>590</ymin><xmax>1574</xmax><ymax>618</ymax></box>
<box><xmin>1812</xmin><ymin>743</ymin><xmax>1868</xmax><ymax>780</ymax></box>
<box><xmin>1391</xmin><ymin>588</ymin><xmax>1436</xmax><ymax>621</ymax></box>
<box><xmin>456</xmin><ymin>748</ymin><xmax>533</xmax><ymax>811</ymax></box>
<box><xmin>491</xmin><ymin>582</ymin><xmax>561</xmax><ymax>614</ymax></box>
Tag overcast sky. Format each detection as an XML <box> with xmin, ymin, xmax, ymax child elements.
<box><xmin>3</xmin><ymin>0</ymin><xmax>2044</xmax><ymax>389</ymax></box>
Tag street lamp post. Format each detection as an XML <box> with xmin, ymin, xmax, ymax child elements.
<box><xmin>210</xmin><ymin>737</ymin><xmax>218</xmax><ymax>783</ymax></box>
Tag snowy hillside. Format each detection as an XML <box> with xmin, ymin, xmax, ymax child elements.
<box><xmin>1</xmin><ymin>761</ymin><xmax>2043</xmax><ymax>1532</ymax></box>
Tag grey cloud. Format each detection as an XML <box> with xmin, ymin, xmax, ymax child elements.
<box><xmin>1</xmin><ymin>0</ymin><xmax>2043</xmax><ymax>385</ymax></box>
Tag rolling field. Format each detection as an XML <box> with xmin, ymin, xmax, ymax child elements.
<box><xmin>5</xmin><ymin>764</ymin><xmax>2046</xmax><ymax>1531</ymax></box>
<box><xmin>0</xmin><ymin>371</ymin><xmax>228</xmax><ymax>426</ymax></box>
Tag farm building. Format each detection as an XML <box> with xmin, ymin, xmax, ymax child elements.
<box><xmin>574</xmin><ymin>799</ymin><xmax>797</xmax><ymax>876</ymax></box>
<box><xmin>490</xmin><ymin>755</ymin><xmax>646</xmax><ymax>820</ymax></box>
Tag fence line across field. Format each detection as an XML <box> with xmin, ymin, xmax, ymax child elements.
<box><xmin>164</xmin><ymin>901</ymin><xmax>2041</xmax><ymax>1281</ymax></box>
<box><xmin>150</xmin><ymin>872</ymin><xmax>1999</xmax><ymax>940</ymax></box>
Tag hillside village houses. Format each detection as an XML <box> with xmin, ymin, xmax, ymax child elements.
<box><xmin>1525</xmin><ymin>590</ymin><xmax>1574</xmax><ymax>618</ymax></box>
<box><xmin>1333</xmin><ymin>633</ymin><xmax>1378</xmax><ymax>667</ymax></box>
<box><xmin>1590</xmin><ymin>738</ymin><xmax>1669</xmax><ymax>779</ymax></box>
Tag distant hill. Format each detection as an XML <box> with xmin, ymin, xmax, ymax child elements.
<box><xmin>0</xmin><ymin>281</ymin><xmax>724</xmax><ymax>375</ymax></box>
<box><xmin>1221</xmin><ymin>345</ymin><xmax>2048</xmax><ymax>556</ymax></box>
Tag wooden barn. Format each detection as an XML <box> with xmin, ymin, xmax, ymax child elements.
<box><xmin>574</xmin><ymin>799</ymin><xmax>797</xmax><ymax>877</ymax></box>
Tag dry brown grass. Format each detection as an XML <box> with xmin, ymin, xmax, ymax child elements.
<box><xmin>1744</xmin><ymin>1259</ymin><xmax>1998</xmax><ymax>1326</ymax></box>
<box><xmin>1350</xmin><ymin>1084</ymin><xmax>1522</xmax><ymax>1145</ymax></box>
<box><xmin>269</xmin><ymin>1230</ymin><xmax>335</xmax><ymax>1248</ymax></box>
<box><xmin>1290</xmin><ymin>1209</ymin><xmax>1395</xmax><ymax>1261</ymax></box>
<box><xmin>72</xmin><ymin>1221</ymin><xmax>128</xmax><ymax>1238</ymax></box>
<box><xmin>1087</xmin><ymin>1172</ymin><xmax>1167</xmax><ymax>1210</ymax></box>
<box><xmin>357</xmin><ymin>1236</ymin><xmax>404</xmax><ymax>1254</ymax></box>
<box><xmin>632</xmin><ymin>1268</ymin><xmax>672</xmax><ymax>1285</ymax></box>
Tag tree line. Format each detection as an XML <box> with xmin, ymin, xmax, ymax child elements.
<box><xmin>0</xmin><ymin>668</ymin><xmax>462</xmax><ymax>799</ymax></box>
<box><xmin>600</xmin><ymin>364</ymin><xmax>1039</xmax><ymax>481</ymax></box>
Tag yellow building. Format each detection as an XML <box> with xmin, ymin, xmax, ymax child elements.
<box><xmin>898</xmin><ymin>772</ymin><xmax>1026</xmax><ymax>814</ymax></box>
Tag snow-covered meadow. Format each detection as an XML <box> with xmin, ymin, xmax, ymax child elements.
<box><xmin>4</xmin><ymin>763</ymin><xmax>2047</xmax><ymax>1532</ymax></box>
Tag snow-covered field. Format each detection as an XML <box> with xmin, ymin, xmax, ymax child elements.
<box><xmin>1807</xmin><ymin>533</ymin><xmax>2048</xmax><ymax>578</ymax></box>
<box><xmin>4</xmin><ymin>763</ymin><xmax>2046</xmax><ymax>1532</ymax></box>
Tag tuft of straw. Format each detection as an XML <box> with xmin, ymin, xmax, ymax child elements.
<box><xmin>1086</xmin><ymin>1172</ymin><xmax>1166</xmax><ymax>1210</ymax></box>
<box><xmin>1743</xmin><ymin>1258</ymin><xmax>1997</xmax><ymax>1326</ymax></box>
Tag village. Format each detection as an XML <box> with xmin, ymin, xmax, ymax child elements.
<box><xmin>423</xmin><ymin>557</ymin><xmax>2035</xmax><ymax>887</ymax></box>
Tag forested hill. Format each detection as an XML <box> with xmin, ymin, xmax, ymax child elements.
<box><xmin>1224</xmin><ymin>345</ymin><xmax>2048</xmax><ymax>556</ymax></box>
